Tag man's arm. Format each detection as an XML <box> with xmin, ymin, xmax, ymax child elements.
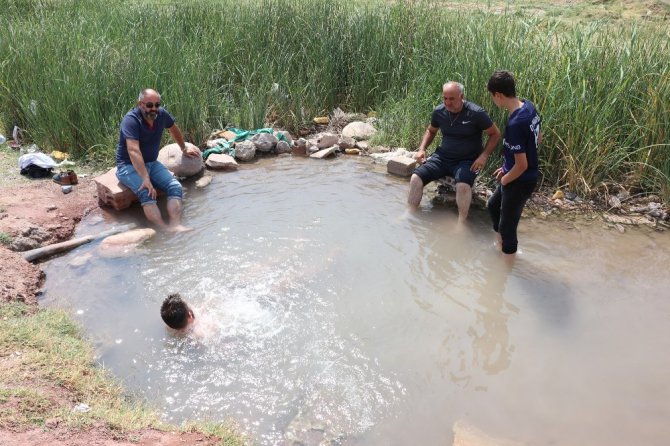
<box><xmin>501</xmin><ymin>152</ymin><xmax>528</xmax><ymax>185</ymax></box>
<box><xmin>168</xmin><ymin>124</ymin><xmax>200</xmax><ymax>158</ymax></box>
<box><xmin>126</xmin><ymin>139</ymin><xmax>157</xmax><ymax>200</ymax></box>
<box><xmin>415</xmin><ymin>125</ymin><xmax>439</xmax><ymax>164</ymax></box>
<box><xmin>471</xmin><ymin>124</ymin><xmax>501</xmax><ymax>172</ymax></box>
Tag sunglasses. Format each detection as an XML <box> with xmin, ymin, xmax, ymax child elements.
<box><xmin>142</xmin><ymin>102</ymin><xmax>161</xmax><ymax>109</ymax></box>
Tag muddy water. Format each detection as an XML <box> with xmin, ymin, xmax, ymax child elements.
<box><xmin>41</xmin><ymin>156</ymin><xmax>670</xmax><ymax>445</ymax></box>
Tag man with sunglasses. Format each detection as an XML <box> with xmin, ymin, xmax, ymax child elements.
<box><xmin>408</xmin><ymin>81</ymin><xmax>500</xmax><ymax>223</ymax></box>
<box><xmin>116</xmin><ymin>88</ymin><xmax>201</xmax><ymax>232</ymax></box>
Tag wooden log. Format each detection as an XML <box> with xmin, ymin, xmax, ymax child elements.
<box><xmin>22</xmin><ymin>224</ymin><xmax>135</xmax><ymax>262</ymax></box>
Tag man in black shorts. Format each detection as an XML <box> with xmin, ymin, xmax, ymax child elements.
<box><xmin>408</xmin><ymin>81</ymin><xmax>501</xmax><ymax>222</ymax></box>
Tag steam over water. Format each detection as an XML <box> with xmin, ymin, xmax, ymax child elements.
<box><xmin>42</xmin><ymin>156</ymin><xmax>670</xmax><ymax>445</ymax></box>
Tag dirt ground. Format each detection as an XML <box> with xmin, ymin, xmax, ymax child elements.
<box><xmin>0</xmin><ymin>158</ymin><xmax>228</xmax><ymax>444</ymax></box>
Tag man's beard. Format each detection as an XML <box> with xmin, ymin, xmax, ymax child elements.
<box><xmin>146</xmin><ymin>111</ymin><xmax>158</xmax><ymax>120</ymax></box>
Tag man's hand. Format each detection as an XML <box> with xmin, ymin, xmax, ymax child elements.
<box><xmin>139</xmin><ymin>176</ymin><xmax>157</xmax><ymax>200</ymax></box>
<box><xmin>414</xmin><ymin>148</ymin><xmax>427</xmax><ymax>164</ymax></box>
<box><xmin>471</xmin><ymin>153</ymin><xmax>489</xmax><ymax>172</ymax></box>
<box><xmin>493</xmin><ymin>167</ymin><xmax>504</xmax><ymax>183</ymax></box>
<box><xmin>182</xmin><ymin>142</ymin><xmax>201</xmax><ymax>158</ymax></box>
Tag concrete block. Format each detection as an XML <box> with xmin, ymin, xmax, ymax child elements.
<box><xmin>205</xmin><ymin>153</ymin><xmax>238</xmax><ymax>170</ymax></box>
<box><xmin>387</xmin><ymin>156</ymin><xmax>417</xmax><ymax>177</ymax></box>
<box><xmin>94</xmin><ymin>168</ymin><xmax>137</xmax><ymax>210</ymax></box>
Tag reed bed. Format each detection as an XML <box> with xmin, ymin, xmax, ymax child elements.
<box><xmin>0</xmin><ymin>0</ymin><xmax>668</xmax><ymax>197</ymax></box>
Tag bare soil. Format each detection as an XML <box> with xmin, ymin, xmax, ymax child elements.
<box><xmin>0</xmin><ymin>152</ymin><xmax>228</xmax><ymax>444</ymax></box>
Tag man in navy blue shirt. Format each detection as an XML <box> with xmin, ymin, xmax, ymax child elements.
<box><xmin>486</xmin><ymin>71</ymin><xmax>541</xmax><ymax>257</ymax></box>
<box><xmin>116</xmin><ymin>88</ymin><xmax>201</xmax><ymax>232</ymax></box>
<box><xmin>408</xmin><ymin>81</ymin><xmax>500</xmax><ymax>223</ymax></box>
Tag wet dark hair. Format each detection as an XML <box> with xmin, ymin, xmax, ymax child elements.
<box><xmin>160</xmin><ymin>293</ymin><xmax>192</xmax><ymax>330</ymax></box>
<box><xmin>487</xmin><ymin>70</ymin><xmax>517</xmax><ymax>98</ymax></box>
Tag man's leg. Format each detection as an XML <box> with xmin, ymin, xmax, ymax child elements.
<box><xmin>116</xmin><ymin>164</ymin><xmax>169</xmax><ymax>229</ymax></box>
<box><xmin>166</xmin><ymin>198</ymin><xmax>191</xmax><ymax>232</ymax></box>
<box><xmin>147</xmin><ymin>161</ymin><xmax>192</xmax><ymax>232</ymax></box>
<box><xmin>487</xmin><ymin>184</ymin><xmax>503</xmax><ymax>249</ymax></box>
<box><xmin>142</xmin><ymin>203</ymin><xmax>169</xmax><ymax>230</ymax></box>
<box><xmin>408</xmin><ymin>174</ymin><xmax>424</xmax><ymax>207</ymax></box>
<box><xmin>498</xmin><ymin>182</ymin><xmax>535</xmax><ymax>256</ymax></box>
<box><xmin>455</xmin><ymin>182</ymin><xmax>472</xmax><ymax>222</ymax></box>
<box><xmin>453</xmin><ymin>161</ymin><xmax>478</xmax><ymax>223</ymax></box>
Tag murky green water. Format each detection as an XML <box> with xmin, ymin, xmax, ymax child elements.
<box><xmin>41</xmin><ymin>156</ymin><xmax>670</xmax><ymax>445</ymax></box>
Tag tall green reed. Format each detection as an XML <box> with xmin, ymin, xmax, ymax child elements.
<box><xmin>0</xmin><ymin>0</ymin><xmax>668</xmax><ymax>197</ymax></box>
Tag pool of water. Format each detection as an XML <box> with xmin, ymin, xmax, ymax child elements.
<box><xmin>41</xmin><ymin>156</ymin><xmax>670</xmax><ymax>445</ymax></box>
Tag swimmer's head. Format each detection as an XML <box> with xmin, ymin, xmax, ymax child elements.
<box><xmin>160</xmin><ymin>293</ymin><xmax>195</xmax><ymax>330</ymax></box>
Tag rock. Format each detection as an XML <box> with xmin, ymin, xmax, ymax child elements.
<box><xmin>251</xmin><ymin>132</ymin><xmax>278</xmax><ymax>152</ymax></box>
<box><xmin>552</xmin><ymin>190</ymin><xmax>565</xmax><ymax>200</ymax></box>
<box><xmin>342</xmin><ymin>121</ymin><xmax>377</xmax><ymax>140</ymax></box>
<box><xmin>344</xmin><ymin>148</ymin><xmax>361</xmax><ymax>155</ymax></box>
<box><xmin>10</xmin><ymin>236</ymin><xmax>40</xmax><ymax>251</ymax></box>
<box><xmin>275</xmin><ymin>130</ymin><xmax>293</xmax><ymax>146</ymax></box>
<box><xmin>205</xmin><ymin>153</ymin><xmax>238</xmax><ymax>170</ymax></box>
<box><xmin>276</xmin><ymin>140</ymin><xmax>291</xmax><ymax>154</ymax></box>
<box><xmin>608</xmin><ymin>196</ymin><xmax>622</xmax><ymax>209</ymax></box>
<box><xmin>157</xmin><ymin>143</ymin><xmax>204</xmax><ymax>177</ymax></box>
<box><xmin>293</xmin><ymin>138</ymin><xmax>307</xmax><ymax>156</ymax></box>
<box><xmin>21</xmin><ymin>225</ymin><xmax>50</xmax><ymax>243</ymax></box>
<box><xmin>310</xmin><ymin>145</ymin><xmax>338</xmax><ymax>159</ymax></box>
<box><xmin>338</xmin><ymin>135</ymin><xmax>355</xmax><ymax>149</ymax></box>
<box><xmin>219</xmin><ymin>130</ymin><xmax>237</xmax><ymax>141</ymax></box>
<box><xmin>368</xmin><ymin>145</ymin><xmax>390</xmax><ymax>154</ymax></box>
<box><xmin>387</xmin><ymin>156</ymin><xmax>417</xmax><ymax>177</ymax></box>
<box><xmin>452</xmin><ymin>420</ymin><xmax>524</xmax><ymax>446</ymax></box>
<box><xmin>316</xmin><ymin>132</ymin><xmax>339</xmax><ymax>149</ymax></box>
<box><xmin>370</xmin><ymin>148</ymin><xmax>413</xmax><ymax>163</ymax></box>
<box><xmin>313</xmin><ymin>116</ymin><xmax>329</xmax><ymax>125</ymax></box>
<box><xmin>205</xmin><ymin>138</ymin><xmax>228</xmax><ymax>148</ymax></box>
<box><xmin>94</xmin><ymin>168</ymin><xmax>137</xmax><ymax>210</ymax></box>
<box><xmin>615</xmin><ymin>223</ymin><xmax>625</xmax><ymax>233</ymax></box>
<box><xmin>355</xmin><ymin>140</ymin><xmax>369</xmax><ymax>150</ymax></box>
<box><xmin>46</xmin><ymin>205</ymin><xmax>57</xmax><ymax>212</ymax></box>
<box><xmin>68</xmin><ymin>252</ymin><xmax>93</xmax><ymax>268</ymax></box>
<box><xmin>195</xmin><ymin>174</ymin><xmax>212</xmax><ymax>188</ymax></box>
<box><xmin>565</xmin><ymin>191</ymin><xmax>577</xmax><ymax>201</ymax></box>
<box><xmin>603</xmin><ymin>213</ymin><xmax>650</xmax><ymax>226</ymax></box>
<box><xmin>308</xmin><ymin>145</ymin><xmax>319</xmax><ymax>154</ymax></box>
<box><xmin>235</xmin><ymin>140</ymin><xmax>256</xmax><ymax>161</ymax></box>
<box><xmin>99</xmin><ymin>228</ymin><xmax>156</xmax><ymax>257</ymax></box>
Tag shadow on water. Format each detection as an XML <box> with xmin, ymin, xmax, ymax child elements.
<box><xmin>41</xmin><ymin>157</ymin><xmax>670</xmax><ymax>446</ymax></box>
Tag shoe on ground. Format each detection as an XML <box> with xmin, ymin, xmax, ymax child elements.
<box><xmin>53</xmin><ymin>170</ymin><xmax>78</xmax><ymax>185</ymax></box>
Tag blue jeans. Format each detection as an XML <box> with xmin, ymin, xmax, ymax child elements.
<box><xmin>487</xmin><ymin>181</ymin><xmax>536</xmax><ymax>254</ymax></box>
<box><xmin>116</xmin><ymin>161</ymin><xmax>182</xmax><ymax>206</ymax></box>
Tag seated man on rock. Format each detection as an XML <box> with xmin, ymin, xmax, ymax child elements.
<box><xmin>116</xmin><ymin>88</ymin><xmax>201</xmax><ymax>232</ymax></box>
<box><xmin>408</xmin><ymin>81</ymin><xmax>501</xmax><ymax>222</ymax></box>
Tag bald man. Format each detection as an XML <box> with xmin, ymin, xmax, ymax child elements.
<box><xmin>408</xmin><ymin>81</ymin><xmax>500</xmax><ymax>222</ymax></box>
<box><xmin>115</xmin><ymin>88</ymin><xmax>201</xmax><ymax>232</ymax></box>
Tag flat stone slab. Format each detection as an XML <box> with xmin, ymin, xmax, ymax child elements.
<box><xmin>387</xmin><ymin>156</ymin><xmax>417</xmax><ymax>177</ymax></box>
<box><xmin>205</xmin><ymin>153</ymin><xmax>238</xmax><ymax>170</ymax></box>
<box><xmin>310</xmin><ymin>146</ymin><xmax>338</xmax><ymax>159</ymax></box>
<box><xmin>99</xmin><ymin>228</ymin><xmax>156</xmax><ymax>257</ymax></box>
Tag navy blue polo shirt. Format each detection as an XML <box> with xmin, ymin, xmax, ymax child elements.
<box><xmin>116</xmin><ymin>107</ymin><xmax>175</xmax><ymax>165</ymax></box>
<box><xmin>501</xmin><ymin>100</ymin><xmax>541</xmax><ymax>183</ymax></box>
<box><xmin>431</xmin><ymin>101</ymin><xmax>494</xmax><ymax>161</ymax></box>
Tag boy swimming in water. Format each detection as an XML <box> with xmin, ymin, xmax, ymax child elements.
<box><xmin>160</xmin><ymin>293</ymin><xmax>196</xmax><ymax>331</ymax></box>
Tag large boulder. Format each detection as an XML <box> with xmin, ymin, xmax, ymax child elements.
<box><xmin>342</xmin><ymin>121</ymin><xmax>377</xmax><ymax>140</ymax></box>
<box><xmin>251</xmin><ymin>132</ymin><xmax>278</xmax><ymax>153</ymax></box>
<box><xmin>235</xmin><ymin>140</ymin><xmax>256</xmax><ymax>161</ymax></box>
<box><xmin>157</xmin><ymin>143</ymin><xmax>204</xmax><ymax>177</ymax></box>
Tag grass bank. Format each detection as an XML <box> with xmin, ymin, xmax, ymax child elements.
<box><xmin>0</xmin><ymin>302</ymin><xmax>245</xmax><ymax>444</ymax></box>
<box><xmin>0</xmin><ymin>0</ymin><xmax>669</xmax><ymax>199</ymax></box>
